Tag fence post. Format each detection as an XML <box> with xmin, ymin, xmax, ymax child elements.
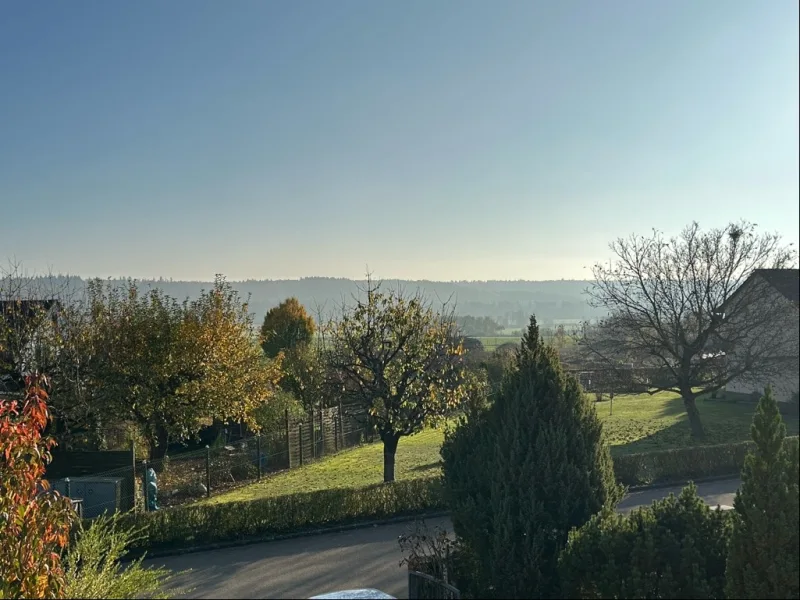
<box><xmin>64</xmin><ymin>477</ymin><xmax>71</xmax><ymax>498</ymax></box>
<box><xmin>311</xmin><ymin>409</ymin><xmax>316</xmax><ymax>460</ymax></box>
<box><xmin>334</xmin><ymin>416</ymin><xmax>339</xmax><ymax>452</ymax></box>
<box><xmin>256</xmin><ymin>434</ymin><xmax>262</xmax><ymax>481</ymax></box>
<box><xmin>130</xmin><ymin>441</ymin><xmax>137</xmax><ymax>513</ymax></box>
<box><xmin>338</xmin><ymin>401</ymin><xmax>343</xmax><ymax>448</ymax></box>
<box><xmin>141</xmin><ymin>460</ymin><xmax>148</xmax><ymax>512</ymax></box>
<box><xmin>319</xmin><ymin>405</ymin><xmax>324</xmax><ymax>456</ymax></box>
<box><xmin>285</xmin><ymin>408</ymin><xmax>291</xmax><ymax>469</ymax></box>
<box><xmin>205</xmin><ymin>446</ymin><xmax>211</xmax><ymax>498</ymax></box>
<box><xmin>299</xmin><ymin>423</ymin><xmax>304</xmax><ymax>466</ymax></box>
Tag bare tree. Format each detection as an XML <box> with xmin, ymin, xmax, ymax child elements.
<box><xmin>0</xmin><ymin>261</ymin><xmax>105</xmax><ymax>444</ymax></box>
<box><xmin>324</xmin><ymin>275</ymin><xmax>469</xmax><ymax>482</ymax></box>
<box><xmin>584</xmin><ymin>221</ymin><xmax>797</xmax><ymax>437</ymax></box>
<box><xmin>0</xmin><ymin>260</ymin><xmax>79</xmax><ymax>391</ymax></box>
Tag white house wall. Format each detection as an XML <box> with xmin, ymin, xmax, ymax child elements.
<box><xmin>726</xmin><ymin>279</ymin><xmax>799</xmax><ymax>403</ymax></box>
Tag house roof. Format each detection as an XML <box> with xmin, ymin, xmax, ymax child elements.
<box><xmin>754</xmin><ymin>269</ymin><xmax>800</xmax><ymax>305</ymax></box>
<box><xmin>0</xmin><ymin>299</ymin><xmax>61</xmax><ymax>319</ymax></box>
<box><xmin>0</xmin><ymin>300</ymin><xmax>62</xmax><ymax>331</ymax></box>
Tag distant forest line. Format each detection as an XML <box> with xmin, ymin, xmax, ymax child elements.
<box><xmin>7</xmin><ymin>275</ymin><xmax>608</xmax><ymax>327</ymax></box>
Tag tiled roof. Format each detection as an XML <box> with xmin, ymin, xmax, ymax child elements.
<box><xmin>755</xmin><ymin>269</ymin><xmax>800</xmax><ymax>304</ymax></box>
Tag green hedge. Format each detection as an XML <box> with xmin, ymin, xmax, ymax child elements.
<box><xmin>613</xmin><ymin>436</ymin><xmax>799</xmax><ymax>487</ymax></box>
<box><xmin>119</xmin><ymin>477</ymin><xmax>445</xmax><ymax>553</ymax></box>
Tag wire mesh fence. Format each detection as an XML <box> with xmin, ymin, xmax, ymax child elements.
<box><xmin>48</xmin><ymin>404</ymin><xmax>374</xmax><ymax>516</ymax></box>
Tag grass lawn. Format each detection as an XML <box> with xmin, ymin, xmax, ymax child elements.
<box><xmin>475</xmin><ymin>336</ymin><xmax>521</xmax><ymax>349</ymax></box>
<box><xmin>204</xmin><ymin>391</ymin><xmax>799</xmax><ymax>505</ymax></box>
<box><xmin>476</xmin><ymin>335</ymin><xmax>577</xmax><ymax>350</ymax></box>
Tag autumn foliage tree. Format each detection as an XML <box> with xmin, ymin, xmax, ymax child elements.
<box><xmin>86</xmin><ymin>276</ymin><xmax>282</xmax><ymax>458</ymax></box>
<box><xmin>260</xmin><ymin>297</ymin><xmax>316</xmax><ymax>358</ymax></box>
<box><xmin>325</xmin><ymin>278</ymin><xmax>468</xmax><ymax>482</ymax></box>
<box><xmin>0</xmin><ymin>375</ymin><xmax>75</xmax><ymax>599</ymax></box>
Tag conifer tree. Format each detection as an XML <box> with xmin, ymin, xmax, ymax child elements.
<box><xmin>725</xmin><ymin>386</ymin><xmax>800</xmax><ymax>599</ymax></box>
<box><xmin>442</xmin><ymin>315</ymin><xmax>622</xmax><ymax>599</ymax></box>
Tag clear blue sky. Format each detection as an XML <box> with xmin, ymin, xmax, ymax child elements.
<box><xmin>1</xmin><ymin>0</ymin><xmax>797</xmax><ymax>281</ymax></box>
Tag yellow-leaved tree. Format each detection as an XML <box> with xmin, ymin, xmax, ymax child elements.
<box><xmin>325</xmin><ymin>277</ymin><xmax>469</xmax><ymax>482</ymax></box>
<box><xmin>86</xmin><ymin>276</ymin><xmax>281</xmax><ymax>458</ymax></box>
<box><xmin>260</xmin><ymin>297</ymin><xmax>316</xmax><ymax>359</ymax></box>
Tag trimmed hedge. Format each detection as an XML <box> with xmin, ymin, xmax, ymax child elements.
<box><xmin>119</xmin><ymin>477</ymin><xmax>445</xmax><ymax>553</ymax></box>
<box><xmin>613</xmin><ymin>436</ymin><xmax>799</xmax><ymax>487</ymax></box>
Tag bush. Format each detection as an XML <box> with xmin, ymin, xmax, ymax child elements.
<box><xmin>119</xmin><ymin>477</ymin><xmax>445</xmax><ymax>554</ymax></box>
<box><xmin>560</xmin><ymin>484</ymin><xmax>732</xmax><ymax>599</ymax></box>
<box><xmin>64</xmin><ymin>513</ymin><xmax>180</xmax><ymax>599</ymax></box>
<box><xmin>613</xmin><ymin>437</ymin><xmax>800</xmax><ymax>487</ymax></box>
<box><xmin>252</xmin><ymin>388</ymin><xmax>305</xmax><ymax>432</ymax></box>
<box><xmin>441</xmin><ymin>317</ymin><xmax>622</xmax><ymax>599</ymax></box>
<box><xmin>398</xmin><ymin>520</ymin><xmax>477</xmax><ymax>599</ymax></box>
<box><xmin>726</xmin><ymin>387</ymin><xmax>800</xmax><ymax>599</ymax></box>
<box><xmin>1</xmin><ymin>376</ymin><xmax>75</xmax><ymax>599</ymax></box>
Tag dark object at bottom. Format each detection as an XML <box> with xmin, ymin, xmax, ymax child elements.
<box><xmin>408</xmin><ymin>571</ymin><xmax>461</xmax><ymax>599</ymax></box>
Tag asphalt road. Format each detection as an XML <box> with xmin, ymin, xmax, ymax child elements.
<box><xmin>148</xmin><ymin>477</ymin><xmax>740</xmax><ymax>600</ymax></box>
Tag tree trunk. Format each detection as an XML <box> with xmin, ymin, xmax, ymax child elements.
<box><xmin>382</xmin><ymin>433</ymin><xmax>400</xmax><ymax>483</ymax></box>
<box><xmin>148</xmin><ymin>425</ymin><xmax>170</xmax><ymax>461</ymax></box>
<box><xmin>682</xmin><ymin>393</ymin><xmax>705</xmax><ymax>438</ymax></box>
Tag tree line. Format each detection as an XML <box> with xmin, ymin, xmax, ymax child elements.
<box><xmin>1</xmin><ymin>219</ymin><xmax>796</xmax><ymax>480</ymax></box>
<box><xmin>0</xmin><ymin>270</ymin><xmax>473</xmax><ymax>482</ymax></box>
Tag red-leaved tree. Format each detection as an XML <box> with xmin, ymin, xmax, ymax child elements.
<box><xmin>0</xmin><ymin>375</ymin><xmax>75</xmax><ymax>599</ymax></box>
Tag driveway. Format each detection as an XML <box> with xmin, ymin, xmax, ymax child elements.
<box><xmin>148</xmin><ymin>477</ymin><xmax>740</xmax><ymax>599</ymax></box>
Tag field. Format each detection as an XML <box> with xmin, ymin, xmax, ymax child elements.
<box><xmin>475</xmin><ymin>336</ymin><xmax>520</xmax><ymax>350</ymax></box>
<box><xmin>475</xmin><ymin>334</ymin><xmax>577</xmax><ymax>350</ymax></box>
<box><xmin>205</xmin><ymin>392</ymin><xmax>799</xmax><ymax>505</ymax></box>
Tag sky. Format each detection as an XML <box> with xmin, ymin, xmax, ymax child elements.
<box><xmin>1</xmin><ymin>0</ymin><xmax>798</xmax><ymax>282</ymax></box>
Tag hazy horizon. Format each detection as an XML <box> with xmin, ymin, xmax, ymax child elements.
<box><xmin>2</xmin><ymin>1</ymin><xmax>798</xmax><ymax>281</ymax></box>
<box><xmin>3</xmin><ymin>269</ymin><xmax>596</xmax><ymax>285</ymax></box>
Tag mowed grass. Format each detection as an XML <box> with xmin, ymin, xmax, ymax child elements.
<box><xmin>475</xmin><ymin>336</ymin><xmax>521</xmax><ymax>349</ymax></box>
<box><xmin>475</xmin><ymin>335</ymin><xmax>577</xmax><ymax>350</ymax></box>
<box><xmin>203</xmin><ymin>427</ymin><xmax>446</xmax><ymax>504</ymax></box>
<box><xmin>204</xmin><ymin>392</ymin><xmax>799</xmax><ymax>505</ymax></box>
<box><xmin>596</xmin><ymin>391</ymin><xmax>798</xmax><ymax>455</ymax></box>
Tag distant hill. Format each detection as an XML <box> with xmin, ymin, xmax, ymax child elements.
<box><xmin>9</xmin><ymin>276</ymin><xmax>607</xmax><ymax>328</ymax></box>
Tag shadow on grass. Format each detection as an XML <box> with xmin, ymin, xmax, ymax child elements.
<box><xmin>654</xmin><ymin>395</ymin><xmax>687</xmax><ymax>419</ymax></box>
<box><xmin>612</xmin><ymin>396</ymin><xmax>798</xmax><ymax>457</ymax></box>
<box><xmin>611</xmin><ymin>419</ymin><xmax>695</xmax><ymax>457</ymax></box>
<box><xmin>409</xmin><ymin>461</ymin><xmax>443</xmax><ymax>473</ymax></box>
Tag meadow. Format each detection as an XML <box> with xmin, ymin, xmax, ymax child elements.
<box><xmin>204</xmin><ymin>391</ymin><xmax>797</xmax><ymax>505</ymax></box>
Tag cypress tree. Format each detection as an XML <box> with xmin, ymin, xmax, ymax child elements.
<box><xmin>442</xmin><ymin>316</ymin><xmax>623</xmax><ymax>599</ymax></box>
<box><xmin>725</xmin><ymin>386</ymin><xmax>800</xmax><ymax>599</ymax></box>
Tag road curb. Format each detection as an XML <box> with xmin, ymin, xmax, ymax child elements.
<box><xmin>136</xmin><ymin>510</ymin><xmax>451</xmax><ymax>562</ymax></box>
<box><xmin>626</xmin><ymin>473</ymin><xmax>739</xmax><ymax>493</ymax></box>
